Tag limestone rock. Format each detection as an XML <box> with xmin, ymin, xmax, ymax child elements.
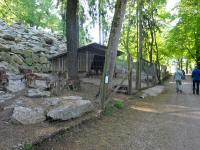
<box><xmin>0</xmin><ymin>61</ymin><xmax>19</xmax><ymax>74</ymax></box>
<box><xmin>32</xmin><ymin>54</ymin><xmax>40</xmax><ymax>63</ymax></box>
<box><xmin>0</xmin><ymin>19</ymin><xmax>66</xmax><ymax>73</ymax></box>
<box><xmin>43</xmin><ymin>98</ymin><xmax>62</xmax><ymax>107</ymax></box>
<box><xmin>44</xmin><ymin>37</ymin><xmax>54</xmax><ymax>45</ymax></box>
<box><xmin>0</xmin><ymin>52</ymin><xmax>11</xmax><ymax>63</ymax></box>
<box><xmin>11</xmin><ymin>106</ymin><xmax>46</xmax><ymax>124</ymax></box>
<box><xmin>23</xmin><ymin>50</ymin><xmax>33</xmax><ymax>58</ymax></box>
<box><xmin>62</xmin><ymin>96</ymin><xmax>83</xmax><ymax>100</ymax></box>
<box><xmin>3</xmin><ymin>34</ymin><xmax>15</xmax><ymax>41</ymax></box>
<box><xmin>11</xmin><ymin>53</ymin><xmax>24</xmax><ymax>65</ymax></box>
<box><xmin>24</xmin><ymin>57</ymin><xmax>33</xmax><ymax>66</ymax></box>
<box><xmin>0</xmin><ymin>43</ymin><xmax>11</xmax><ymax>52</ymax></box>
<box><xmin>0</xmin><ymin>91</ymin><xmax>14</xmax><ymax>103</ymax></box>
<box><xmin>39</xmin><ymin>56</ymin><xmax>48</xmax><ymax>64</ymax></box>
<box><xmin>34</xmin><ymin>63</ymin><xmax>42</xmax><ymax>71</ymax></box>
<box><xmin>47</xmin><ymin>100</ymin><xmax>94</xmax><ymax>120</ymax></box>
<box><xmin>27</xmin><ymin>89</ymin><xmax>50</xmax><ymax>98</ymax></box>
<box><xmin>7</xmin><ymin>79</ymin><xmax>26</xmax><ymax>93</ymax></box>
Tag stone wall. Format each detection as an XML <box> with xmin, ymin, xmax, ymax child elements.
<box><xmin>0</xmin><ymin>19</ymin><xmax>66</xmax><ymax>73</ymax></box>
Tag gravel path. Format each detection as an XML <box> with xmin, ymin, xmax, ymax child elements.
<box><xmin>36</xmin><ymin>77</ymin><xmax>200</xmax><ymax>150</ymax></box>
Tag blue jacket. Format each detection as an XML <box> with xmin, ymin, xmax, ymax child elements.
<box><xmin>192</xmin><ymin>68</ymin><xmax>200</xmax><ymax>81</ymax></box>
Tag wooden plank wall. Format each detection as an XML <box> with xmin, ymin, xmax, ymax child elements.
<box><xmin>50</xmin><ymin>51</ymin><xmax>97</xmax><ymax>74</ymax></box>
<box><xmin>50</xmin><ymin>55</ymin><xmax>68</xmax><ymax>73</ymax></box>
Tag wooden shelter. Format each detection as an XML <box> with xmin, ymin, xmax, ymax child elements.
<box><xmin>49</xmin><ymin>43</ymin><xmax>123</xmax><ymax>75</ymax></box>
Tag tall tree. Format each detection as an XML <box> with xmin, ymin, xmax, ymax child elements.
<box><xmin>165</xmin><ymin>0</ymin><xmax>200</xmax><ymax>66</ymax></box>
<box><xmin>66</xmin><ymin>0</ymin><xmax>79</xmax><ymax>82</ymax></box>
<box><xmin>99</xmin><ymin>0</ymin><xmax>127</xmax><ymax>109</ymax></box>
<box><xmin>136</xmin><ymin>0</ymin><xmax>143</xmax><ymax>89</ymax></box>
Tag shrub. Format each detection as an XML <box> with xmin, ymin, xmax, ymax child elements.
<box><xmin>114</xmin><ymin>100</ymin><xmax>124</xmax><ymax>109</ymax></box>
<box><xmin>102</xmin><ymin>106</ymin><xmax>114</xmax><ymax>116</ymax></box>
<box><xmin>22</xmin><ymin>143</ymin><xmax>32</xmax><ymax>150</ymax></box>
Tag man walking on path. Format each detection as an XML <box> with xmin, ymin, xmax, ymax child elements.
<box><xmin>192</xmin><ymin>65</ymin><xmax>200</xmax><ymax>95</ymax></box>
<box><xmin>174</xmin><ymin>68</ymin><xmax>184</xmax><ymax>93</ymax></box>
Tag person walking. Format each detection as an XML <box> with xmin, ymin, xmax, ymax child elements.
<box><xmin>192</xmin><ymin>65</ymin><xmax>200</xmax><ymax>95</ymax></box>
<box><xmin>174</xmin><ymin>68</ymin><xmax>184</xmax><ymax>93</ymax></box>
<box><xmin>181</xmin><ymin>70</ymin><xmax>186</xmax><ymax>80</ymax></box>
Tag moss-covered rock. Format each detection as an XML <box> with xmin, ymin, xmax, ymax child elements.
<box><xmin>11</xmin><ymin>53</ymin><xmax>24</xmax><ymax>65</ymax></box>
<box><xmin>39</xmin><ymin>56</ymin><xmax>48</xmax><ymax>64</ymax></box>
<box><xmin>23</xmin><ymin>50</ymin><xmax>33</xmax><ymax>58</ymax></box>
<box><xmin>24</xmin><ymin>57</ymin><xmax>33</xmax><ymax>66</ymax></box>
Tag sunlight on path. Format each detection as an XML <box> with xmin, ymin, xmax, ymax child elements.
<box><xmin>36</xmin><ymin>76</ymin><xmax>200</xmax><ymax>150</ymax></box>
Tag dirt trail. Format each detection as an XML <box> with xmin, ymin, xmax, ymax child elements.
<box><xmin>36</xmin><ymin>77</ymin><xmax>200</xmax><ymax>150</ymax></box>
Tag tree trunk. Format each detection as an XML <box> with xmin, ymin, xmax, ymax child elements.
<box><xmin>127</xmin><ymin>54</ymin><xmax>132</xmax><ymax>94</ymax></box>
<box><xmin>186</xmin><ymin>59</ymin><xmax>189</xmax><ymax>74</ymax></box>
<box><xmin>180</xmin><ymin>58</ymin><xmax>183</xmax><ymax>70</ymax></box>
<box><xmin>98</xmin><ymin>0</ymin><xmax>102</xmax><ymax>44</ymax></box>
<box><xmin>126</xmin><ymin>0</ymin><xmax>136</xmax><ymax>95</ymax></box>
<box><xmin>126</xmin><ymin>23</ymin><xmax>132</xmax><ymax>95</ymax></box>
<box><xmin>136</xmin><ymin>0</ymin><xmax>143</xmax><ymax>90</ymax></box>
<box><xmin>99</xmin><ymin>0</ymin><xmax>127</xmax><ymax>109</ymax></box>
<box><xmin>154</xmin><ymin>30</ymin><xmax>160</xmax><ymax>83</ymax></box>
<box><xmin>66</xmin><ymin>0</ymin><xmax>79</xmax><ymax>81</ymax></box>
<box><xmin>149</xmin><ymin>29</ymin><xmax>154</xmax><ymax>63</ymax></box>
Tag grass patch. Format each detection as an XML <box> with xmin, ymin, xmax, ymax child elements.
<box><xmin>102</xmin><ymin>106</ymin><xmax>114</xmax><ymax>116</ymax></box>
<box><xmin>20</xmin><ymin>143</ymin><xmax>33</xmax><ymax>150</ymax></box>
<box><xmin>114</xmin><ymin>100</ymin><xmax>124</xmax><ymax>109</ymax></box>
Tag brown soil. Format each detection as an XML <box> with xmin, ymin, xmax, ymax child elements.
<box><xmin>35</xmin><ymin>76</ymin><xmax>200</xmax><ymax>150</ymax></box>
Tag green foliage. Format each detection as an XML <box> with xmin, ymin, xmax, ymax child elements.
<box><xmin>21</xmin><ymin>143</ymin><xmax>33</xmax><ymax>150</ymax></box>
<box><xmin>119</xmin><ymin>0</ymin><xmax>169</xmax><ymax>64</ymax></box>
<box><xmin>102</xmin><ymin>106</ymin><xmax>114</xmax><ymax>116</ymax></box>
<box><xmin>1</xmin><ymin>0</ymin><xmax>199</xmax><ymax>65</ymax></box>
<box><xmin>114</xmin><ymin>100</ymin><xmax>124</xmax><ymax>109</ymax></box>
<box><xmin>164</xmin><ymin>0</ymin><xmax>200</xmax><ymax>64</ymax></box>
<box><xmin>0</xmin><ymin>0</ymin><xmax>62</xmax><ymax>32</ymax></box>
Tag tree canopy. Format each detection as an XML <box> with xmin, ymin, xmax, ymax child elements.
<box><xmin>0</xmin><ymin>0</ymin><xmax>199</xmax><ymax>67</ymax></box>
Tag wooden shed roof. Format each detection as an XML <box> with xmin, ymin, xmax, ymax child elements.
<box><xmin>49</xmin><ymin>43</ymin><xmax>123</xmax><ymax>60</ymax></box>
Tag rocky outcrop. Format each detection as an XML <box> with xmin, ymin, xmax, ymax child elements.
<box><xmin>7</xmin><ymin>96</ymin><xmax>94</xmax><ymax>124</ymax></box>
<box><xmin>0</xmin><ymin>19</ymin><xmax>66</xmax><ymax>73</ymax></box>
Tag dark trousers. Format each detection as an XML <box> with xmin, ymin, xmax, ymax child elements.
<box><xmin>193</xmin><ymin>80</ymin><xmax>200</xmax><ymax>95</ymax></box>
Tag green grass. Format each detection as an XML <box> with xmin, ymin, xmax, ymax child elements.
<box><xmin>102</xmin><ymin>106</ymin><xmax>114</xmax><ymax>116</ymax></box>
<box><xmin>114</xmin><ymin>100</ymin><xmax>124</xmax><ymax>109</ymax></box>
<box><xmin>21</xmin><ymin>143</ymin><xmax>33</xmax><ymax>150</ymax></box>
